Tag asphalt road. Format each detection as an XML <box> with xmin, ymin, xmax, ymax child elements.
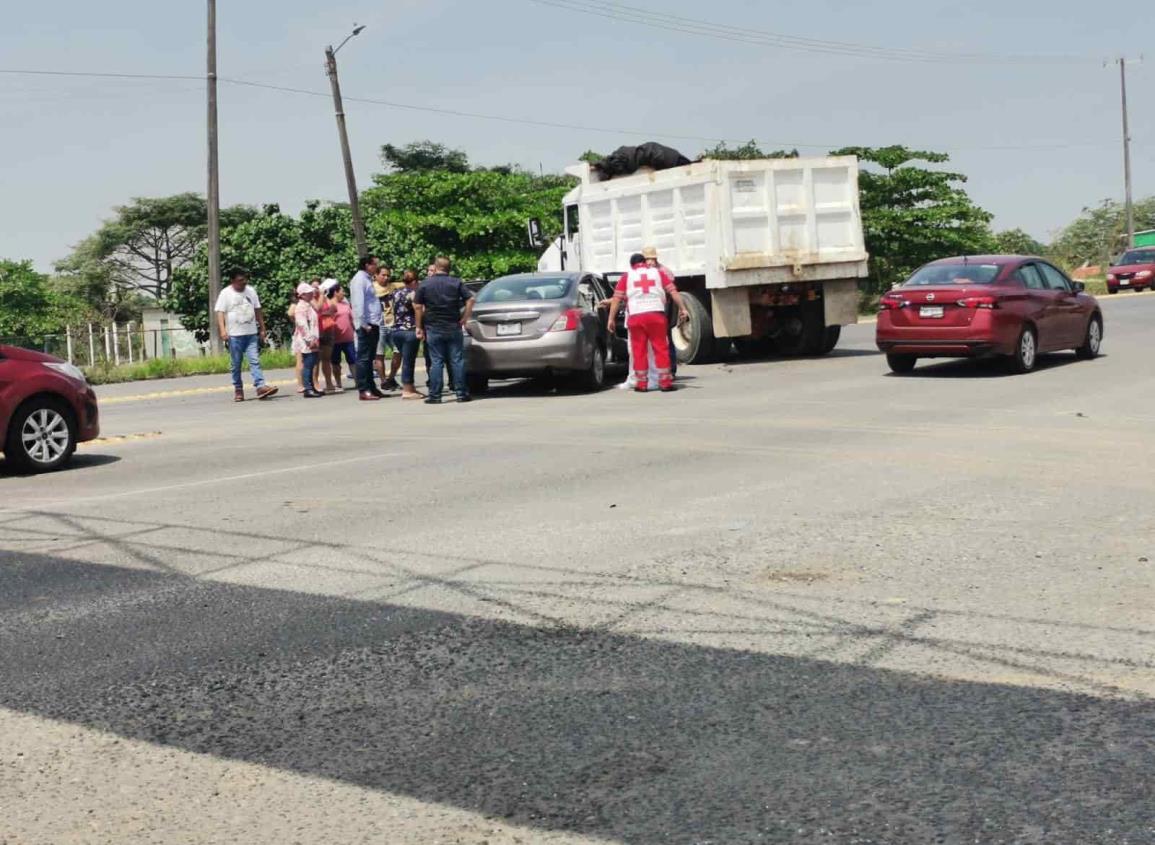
<box><xmin>3</xmin><ymin>295</ymin><xmax>1154</xmax><ymax>844</ymax></box>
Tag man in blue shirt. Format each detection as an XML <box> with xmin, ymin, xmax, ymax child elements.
<box><xmin>414</xmin><ymin>256</ymin><xmax>475</xmax><ymax>404</ymax></box>
<box><xmin>348</xmin><ymin>254</ymin><xmax>386</xmax><ymax>401</ymax></box>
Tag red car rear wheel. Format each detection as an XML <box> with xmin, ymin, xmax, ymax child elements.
<box><xmin>886</xmin><ymin>353</ymin><xmax>917</xmax><ymax>374</ymax></box>
<box><xmin>1007</xmin><ymin>325</ymin><xmax>1038</xmax><ymax>374</ymax></box>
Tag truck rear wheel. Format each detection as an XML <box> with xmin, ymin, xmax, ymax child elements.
<box><xmin>773</xmin><ymin>302</ymin><xmax>824</xmax><ymax>356</ymax></box>
<box><xmin>672</xmin><ymin>291</ymin><xmax>719</xmax><ymax>365</ymax></box>
<box><xmin>733</xmin><ymin>337</ymin><xmax>775</xmax><ymax>359</ymax></box>
<box><xmin>814</xmin><ymin>325</ymin><xmax>841</xmax><ymax>355</ymax></box>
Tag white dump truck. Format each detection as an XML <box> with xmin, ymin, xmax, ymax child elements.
<box><xmin>537</xmin><ymin>156</ymin><xmax>869</xmax><ymax>363</ymax></box>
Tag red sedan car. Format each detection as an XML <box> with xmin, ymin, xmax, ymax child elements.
<box><xmin>1106</xmin><ymin>247</ymin><xmax>1155</xmax><ymax>294</ymax></box>
<box><xmin>0</xmin><ymin>345</ymin><xmax>100</xmax><ymax>473</ymax></box>
<box><xmin>876</xmin><ymin>256</ymin><xmax>1102</xmax><ymax>375</ymax></box>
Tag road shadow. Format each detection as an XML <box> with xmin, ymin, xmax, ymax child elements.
<box><xmin>719</xmin><ymin>348</ymin><xmax>882</xmax><ymax>367</ymax></box>
<box><xmin>0</xmin><ymin>452</ymin><xmax>121</xmax><ymax>478</ymax></box>
<box><xmin>891</xmin><ymin>353</ymin><xmax>1106</xmax><ymax>379</ymax></box>
<box><xmin>2</xmin><ymin>549</ymin><xmax>1151</xmax><ymax>843</ymax></box>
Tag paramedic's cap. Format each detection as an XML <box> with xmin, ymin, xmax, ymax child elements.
<box><xmin>320</xmin><ymin>278</ymin><xmax>339</xmax><ymax>293</ymax></box>
<box><xmin>295</xmin><ymin>282</ymin><xmax>314</xmax><ymax>296</ymax></box>
<box><xmin>629</xmin><ymin>252</ymin><xmax>647</xmax><ymax>266</ymax></box>
<box><xmin>641</xmin><ymin>246</ymin><xmax>658</xmax><ymax>260</ymax></box>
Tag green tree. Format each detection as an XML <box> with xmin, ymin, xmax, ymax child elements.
<box><xmin>57</xmin><ymin>193</ymin><xmax>259</xmax><ymax>302</ymax></box>
<box><xmin>169</xmin><ymin>203</ymin><xmax>358</xmax><ymax>342</ymax></box>
<box><xmin>993</xmin><ymin>228</ymin><xmax>1047</xmax><ymax>257</ymax></box>
<box><xmin>831</xmin><ymin>145</ymin><xmax>996</xmax><ymax>293</ymax></box>
<box><xmin>169</xmin><ymin>143</ymin><xmax>575</xmax><ymax>336</ymax></box>
<box><xmin>0</xmin><ymin>260</ymin><xmax>81</xmax><ymax>340</ymax></box>
<box><xmin>363</xmin><ymin>168</ymin><xmax>572</xmax><ymax>280</ymax></box>
<box><xmin>380</xmin><ymin>140</ymin><xmax>470</xmax><ymax>173</ymax></box>
<box><xmin>701</xmin><ymin>140</ymin><xmax>798</xmax><ymax>160</ymax></box>
<box><xmin>1049</xmin><ymin>197</ymin><xmax>1155</xmax><ymax>271</ymax></box>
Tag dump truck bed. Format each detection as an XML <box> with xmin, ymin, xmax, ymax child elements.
<box><xmin>568</xmin><ymin>156</ymin><xmax>869</xmax><ymax>288</ymax></box>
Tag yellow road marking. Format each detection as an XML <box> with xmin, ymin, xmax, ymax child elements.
<box><xmin>78</xmin><ymin>432</ymin><xmax>165</xmax><ymax>447</ymax></box>
<box><xmin>97</xmin><ymin>321</ymin><xmax>882</xmax><ymax>406</ymax></box>
<box><xmin>100</xmin><ymin>379</ymin><xmax>299</xmax><ymax>405</ymax></box>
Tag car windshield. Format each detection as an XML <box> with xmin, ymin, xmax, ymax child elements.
<box><xmin>903</xmin><ymin>263</ymin><xmax>1002</xmax><ymax>286</ymax></box>
<box><xmin>1118</xmin><ymin>249</ymin><xmax>1155</xmax><ymax>265</ymax></box>
<box><xmin>477</xmin><ymin>276</ymin><xmax>574</xmax><ymax>303</ymax></box>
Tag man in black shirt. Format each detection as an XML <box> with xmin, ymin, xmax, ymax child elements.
<box><xmin>414</xmin><ymin>256</ymin><xmax>476</xmax><ymax>404</ymax></box>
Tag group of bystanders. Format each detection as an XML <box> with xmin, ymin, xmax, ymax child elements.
<box><xmin>215</xmin><ymin>255</ymin><xmax>476</xmax><ymax>405</ymax></box>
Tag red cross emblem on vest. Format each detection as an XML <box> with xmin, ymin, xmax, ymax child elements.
<box><xmin>634</xmin><ymin>274</ymin><xmax>657</xmax><ymax>294</ymax></box>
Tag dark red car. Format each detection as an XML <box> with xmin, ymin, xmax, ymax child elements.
<box><xmin>0</xmin><ymin>345</ymin><xmax>99</xmax><ymax>473</ymax></box>
<box><xmin>1106</xmin><ymin>247</ymin><xmax>1155</xmax><ymax>294</ymax></box>
<box><xmin>876</xmin><ymin>255</ymin><xmax>1102</xmax><ymax>375</ymax></box>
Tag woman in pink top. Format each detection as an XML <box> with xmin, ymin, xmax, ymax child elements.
<box><xmin>316</xmin><ymin>279</ymin><xmax>340</xmax><ymax>394</ymax></box>
<box><xmin>292</xmin><ymin>282</ymin><xmax>323</xmax><ymax>398</ymax></box>
<box><xmin>327</xmin><ymin>281</ymin><xmax>357</xmax><ymax>391</ymax></box>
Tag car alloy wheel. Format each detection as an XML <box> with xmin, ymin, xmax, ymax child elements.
<box><xmin>1077</xmin><ymin>317</ymin><xmax>1102</xmax><ymax>360</ymax></box>
<box><xmin>582</xmin><ymin>346</ymin><xmax>607</xmax><ymax>391</ymax></box>
<box><xmin>21</xmin><ymin>407</ymin><xmax>71</xmax><ymax>466</ymax></box>
<box><xmin>1009</xmin><ymin>326</ymin><xmax>1037</xmax><ymax>374</ymax></box>
<box><xmin>1087</xmin><ymin>319</ymin><xmax>1102</xmax><ymax>354</ymax></box>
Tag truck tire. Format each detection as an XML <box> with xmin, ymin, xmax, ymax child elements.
<box><xmin>673</xmin><ymin>291</ymin><xmax>718</xmax><ymax>365</ymax></box>
<box><xmin>814</xmin><ymin>325</ymin><xmax>841</xmax><ymax>355</ymax></box>
<box><xmin>733</xmin><ymin>337</ymin><xmax>774</xmax><ymax>359</ymax></box>
<box><xmin>773</xmin><ymin>302</ymin><xmax>824</xmax><ymax>356</ymax></box>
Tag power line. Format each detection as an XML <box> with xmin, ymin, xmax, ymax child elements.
<box><xmin>0</xmin><ymin>68</ymin><xmax>202</xmax><ymax>81</ymax></box>
<box><xmin>0</xmin><ymin>67</ymin><xmax>1136</xmax><ymax>153</ymax></box>
<box><xmin>218</xmin><ymin>76</ymin><xmax>738</xmax><ymax>145</ymax></box>
<box><xmin>175</xmin><ymin>77</ymin><xmax>1155</xmax><ymax>154</ymax></box>
<box><xmin>529</xmin><ymin>0</ymin><xmax>1099</xmax><ymax>65</ymax></box>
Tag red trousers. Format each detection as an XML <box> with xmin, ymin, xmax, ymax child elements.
<box><xmin>628</xmin><ymin>312</ymin><xmax>673</xmax><ymax>389</ymax></box>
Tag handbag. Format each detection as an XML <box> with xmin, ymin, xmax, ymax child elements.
<box><xmin>318</xmin><ymin>302</ymin><xmax>337</xmax><ymax>343</ymax></box>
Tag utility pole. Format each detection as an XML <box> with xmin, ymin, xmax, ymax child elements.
<box><xmin>325</xmin><ymin>26</ymin><xmax>369</xmax><ymax>260</ymax></box>
<box><xmin>206</xmin><ymin>0</ymin><xmax>222</xmax><ymax>354</ymax></box>
<box><xmin>1117</xmin><ymin>57</ymin><xmax>1135</xmax><ymax>250</ymax></box>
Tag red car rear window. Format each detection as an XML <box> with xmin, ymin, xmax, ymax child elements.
<box><xmin>903</xmin><ymin>264</ymin><xmax>1002</xmax><ymax>286</ymax></box>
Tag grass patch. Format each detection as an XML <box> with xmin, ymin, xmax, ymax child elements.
<box><xmin>1077</xmin><ymin>276</ymin><xmax>1108</xmax><ymax>296</ymax></box>
<box><xmin>84</xmin><ymin>349</ymin><xmax>296</xmax><ymax>385</ymax></box>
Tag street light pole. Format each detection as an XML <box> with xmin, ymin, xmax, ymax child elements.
<box><xmin>1117</xmin><ymin>57</ymin><xmax>1135</xmax><ymax>250</ymax></box>
<box><xmin>206</xmin><ymin>0</ymin><xmax>222</xmax><ymax>354</ymax></box>
<box><xmin>325</xmin><ymin>26</ymin><xmax>369</xmax><ymax>260</ymax></box>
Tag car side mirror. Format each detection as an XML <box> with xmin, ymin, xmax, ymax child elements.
<box><xmin>1072</xmin><ymin>281</ymin><xmax>1085</xmax><ymax>293</ymax></box>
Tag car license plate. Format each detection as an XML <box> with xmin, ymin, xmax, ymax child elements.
<box><xmin>496</xmin><ymin>322</ymin><xmax>522</xmax><ymax>336</ymax></box>
<box><xmin>919</xmin><ymin>306</ymin><xmax>944</xmax><ymax>318</ymax></box>
<box><xmin>1120</xmin><ymin>278</ymin><xmax>1130</xmax><ymax>285</ymax></box>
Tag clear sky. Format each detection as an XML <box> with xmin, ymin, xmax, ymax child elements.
<box><xmin>2</xmin><ymin>0</ymin><xmax>1151</xmax><ymax>271</ymax></box>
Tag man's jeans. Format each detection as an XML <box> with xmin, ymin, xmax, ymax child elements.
<box><xmin>355</xmin><ymin>326</ymin><xmax>379</xmax><ymax>393</ymax></box>
<box><xmin>425</xmin><ymin>328</ymin><xmax>468</xmax><ymax>401</ymax></box>
<box><xmin>228</xmin><ymin>334</ymin><xmax>265</xmax><ymax>390</ymax></box>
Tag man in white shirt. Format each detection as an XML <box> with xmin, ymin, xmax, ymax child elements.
<box><xmin>214</xmin><ymin>267</ymin><xmax>278</xmax><ymax>403</ymax></box>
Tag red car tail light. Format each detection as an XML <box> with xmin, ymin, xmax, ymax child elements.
<box><xmin>956</xmin><ymin>295</ymin><xmax>998</xmax><ymax>309</ymax></box>
<box><xmin>878</xmin><ymin>295</ymin><xmax>904</xmax><ymax>311</ymax></box>
<box><xmin>549</xmin><ymin>308</ymin><xmax>582</xmax><ymax>331</ymax></box>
